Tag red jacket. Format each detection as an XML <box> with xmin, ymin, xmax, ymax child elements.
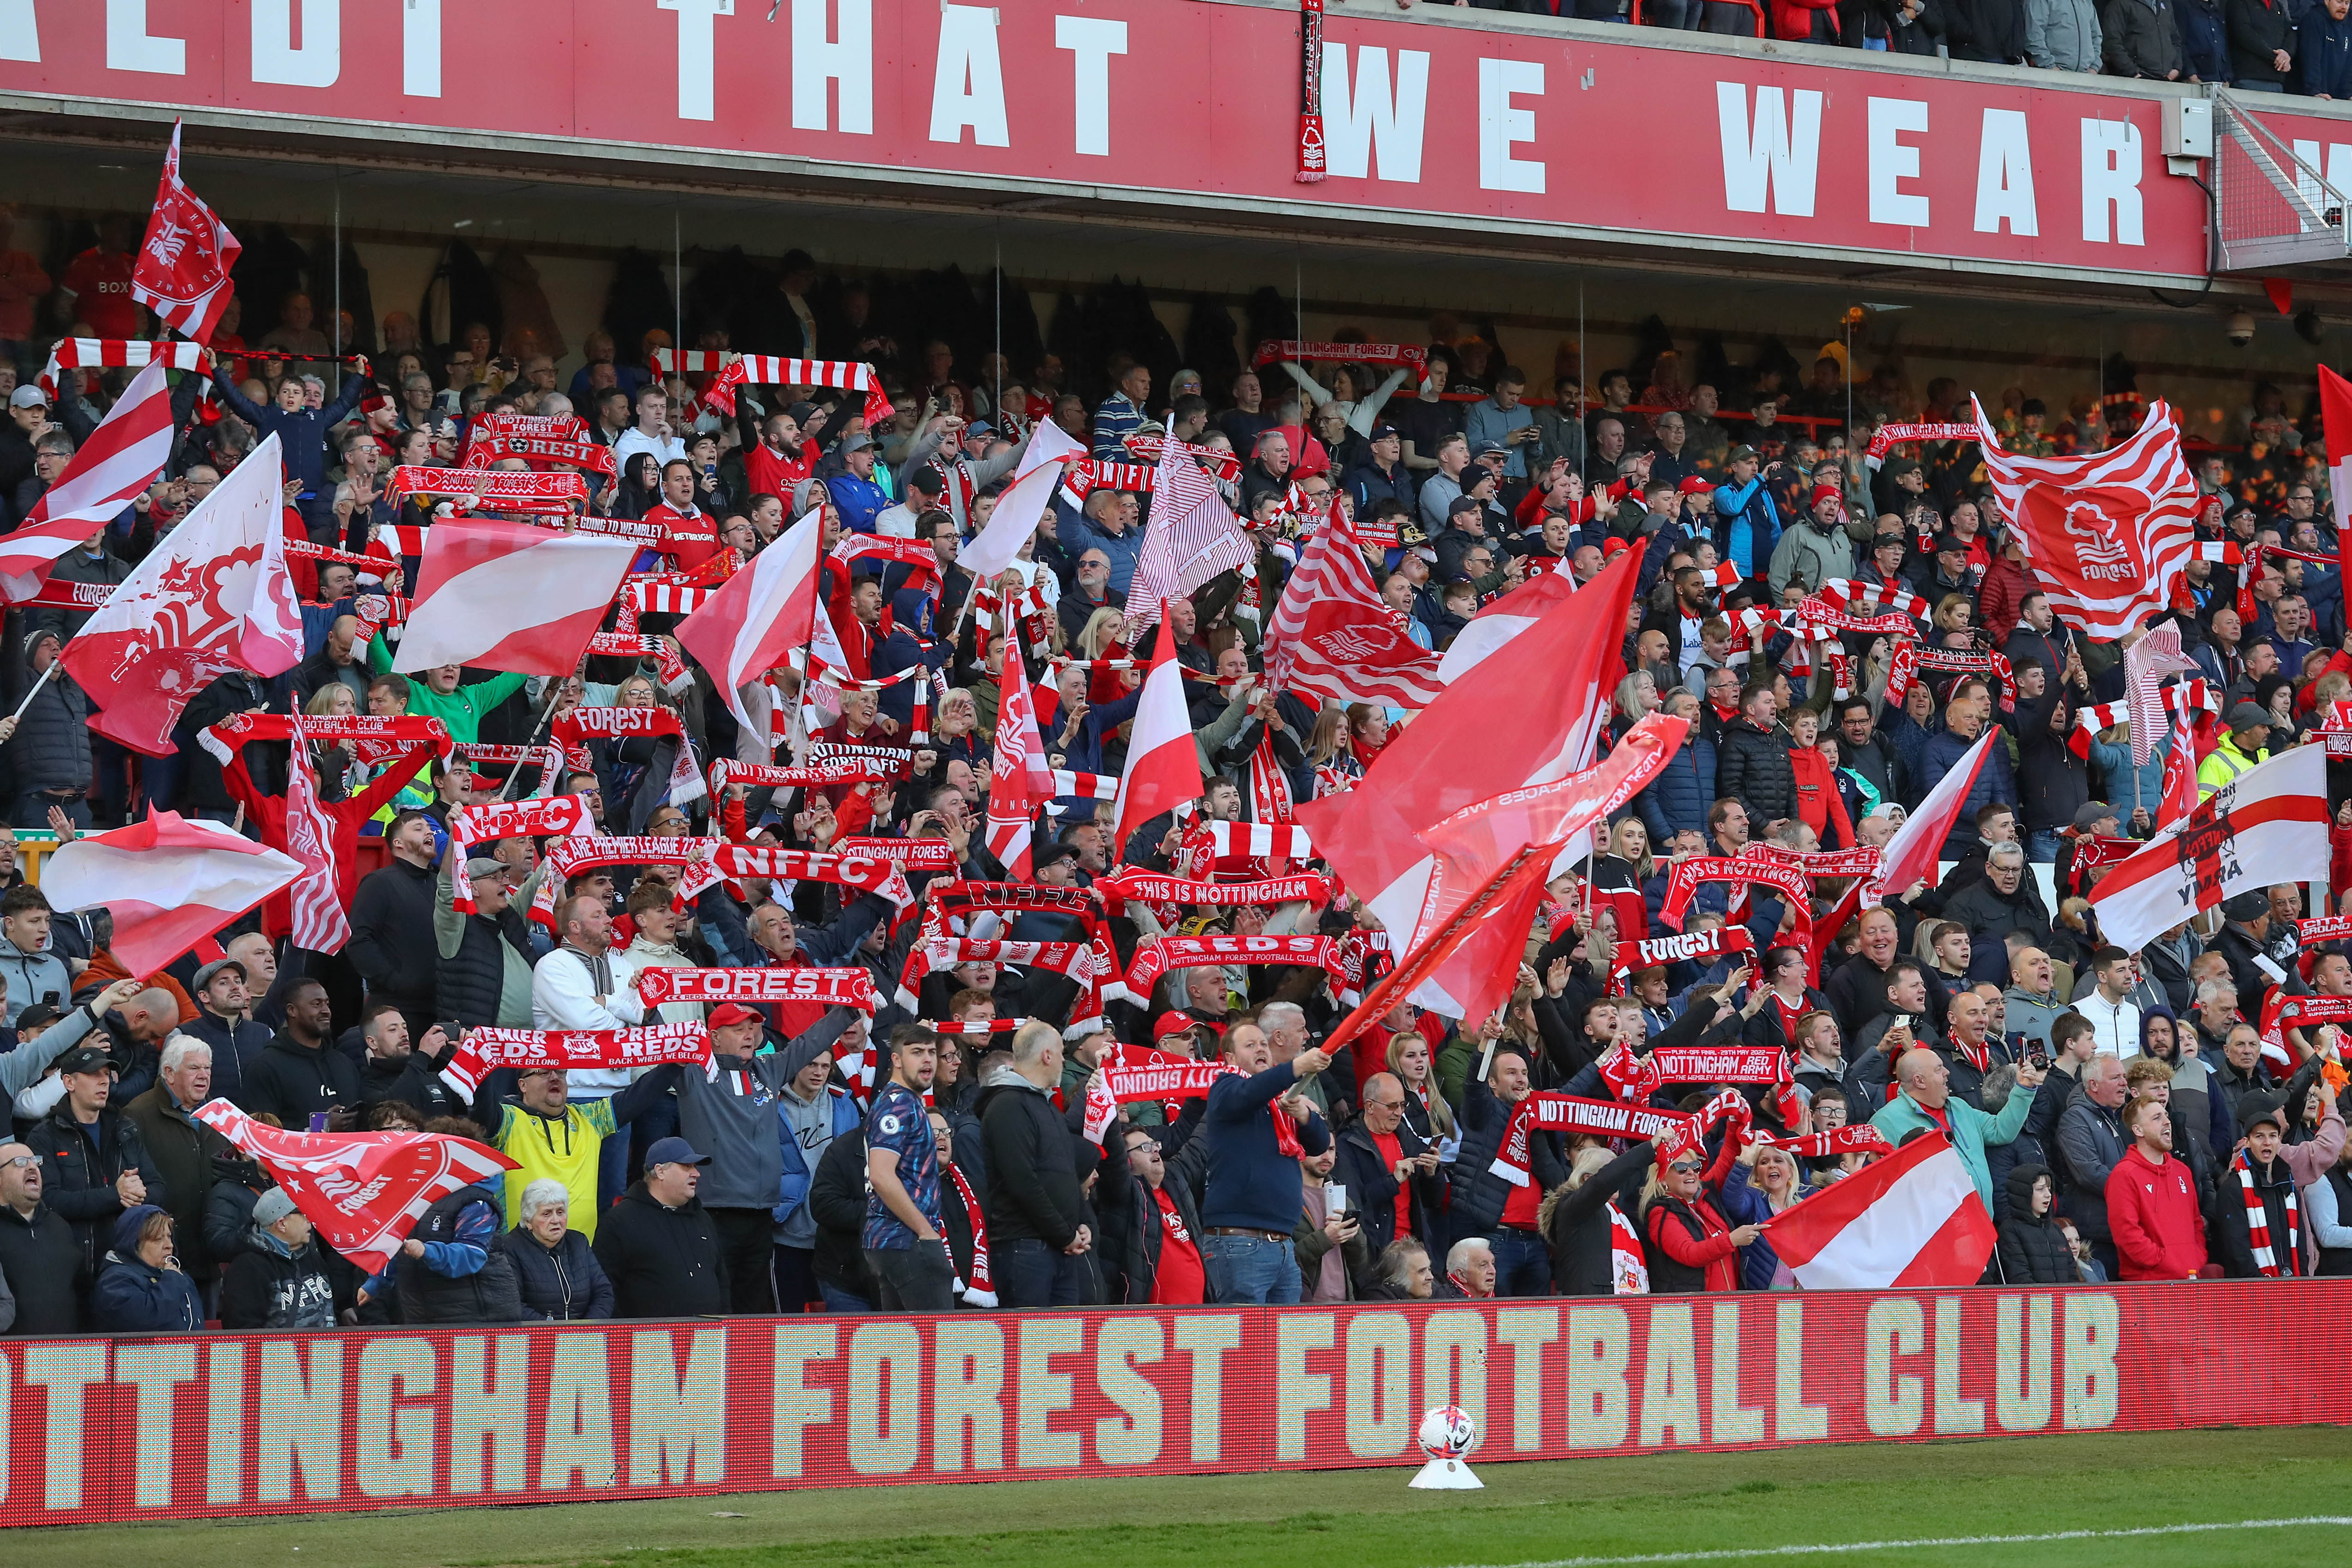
<box><xmin>1769</xmin><ymin>0</ymin><xmax>1837</xmax><ymax>40</ymax></box>
<box><xmin>2105</xmin><ymin>1147</ymin><xmax>2208</xmax><ymax>1280</ymax></box>
<box><xmin>1787</xmin><ymin>744</ymin><xmax>1856</xmax><ymax>850</ymax></box>
<box><xmin>642</xmin><ymin>503</ymin><xmax>720</xmax><ymax>571</ymax></box>
<box><xmin>1646</xmin><ymin>1191</ymin><xmax>1743</xmax><ymax>1292</ymax></box>
<box><xmin>1977</xmin><ymin>555</ymin><xmax>2029</xmax><ymax>646</ymax></box>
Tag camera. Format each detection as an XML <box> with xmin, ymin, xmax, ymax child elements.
<box><xmin>2226</xmin><ymin>310</ymin><xmax>2256</xmax><ymax>347</ymax></box>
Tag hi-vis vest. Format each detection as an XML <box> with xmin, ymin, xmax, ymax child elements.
<box><xmin>495</xmin><ymin>1099</ymin><xmax>619</xmax><ymax>1238</ymax></box>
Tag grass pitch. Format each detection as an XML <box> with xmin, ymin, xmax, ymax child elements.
<box><xmin>22</xmin><ymin>1426</ymin><xmax>2348</xmax><ymax>1568</ymax></box>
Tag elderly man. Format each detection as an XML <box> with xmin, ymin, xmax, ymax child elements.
<box><xmin>1940</xmin><ymin>841</ymin><xmax>2056</xmax><ymax>954</ymax></box>
<box><xmin>123</xmin><ymin>1033</ymin><xmax>234</xmax><ymax>1288</ymax></box>
<box><xmin>2054</xmin><ymin>1053</ymin><xmax>2130</xmax><ymax>1276</ymax></box>
<box><xmin>595</xmin><ymin>1136</ymin><xmax>727</xmax><ymax>1317</ymax></box>
<box><xmin>1198</xmin><ymin>1020</ymin><xmax>1332</xmax><ymax>1304</ymax></box>
<box><xmin>0</xmin><ymin>1135</ymin><xmax>84</xmax><ymax>1332</ymax></box>
<box><xmin>1333</xmin><ymin>1071</ymin><xmax>1439</xmax><ymax>1258</ymax></box>
<box><xmin>978</xmin><ymin>1021</ymin><xmax>1093</xmax><ymax>1306</ymax></box>
<box><xmin>533</xmin><ymin>891</ymin><xmax>649</xmax><ymax>1209</ymax></box>
<box><xmin>1445</xmin><ymin>1236</ymin><xmax>1499</xmax><ymax>1300</ymax></box>
<box><xmin>1872</xmin><ymin>1046</ymin><xmax>2045</xmax><ymax>1221</ymax></box>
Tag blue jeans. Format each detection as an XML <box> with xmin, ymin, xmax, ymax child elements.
<box><xmin>996</xmin><ymin>1236</ymin><xmax>1086</xmax><ymax>1308</ymax></box>
<box><xmin>1202</xmin><ymin>1233</ymin><xmax>1301</xmax><ymax>1305</ymax></box>
<box><xmin>818</xmin><ymin>1281</ymin><xmax>870</xmax><ymax>1314</ymax></box>
<box><xmin>2024</xmin><ymin>828</ymin><xmax>2062</xmax><ymax>864</ymax></box>
<box><xmin>1489</xmin><ymin>1228</ymin><xmax>1553</xmax><ymax>1298</ymax></box>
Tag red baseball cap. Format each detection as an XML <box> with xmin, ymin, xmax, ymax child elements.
<box><xmin>708</xmin><ymin>1002</ymin><xmax>762</xmax><ymax>1029</ymax></box>
<box><xmin>1677</xmin><ymin>476</ymin><xmax>1714</xmax><ymax>496</ymax></box>
<box><xmin>1153</xmin><ymin>1012</ymin><xmax>1201</xmax><ymax>1044</ymax></box>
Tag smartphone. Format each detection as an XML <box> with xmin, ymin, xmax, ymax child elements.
<box><xmin>1327</xmin><ymin>1183</ymin><xmax>1349</xmax><ymax>1216</ymax></box>
<box><xmin>40</xmin><ymin>990</ymin><xmax>58</xmax><ymax>1009</ymax></box>
<box><xmin>438</xmin><ymin>1021</ymin><xmax>462</xmax><ymax>1047</ymax></box>
<box><xmin>307</xmin><ymin>1112</ymin><xmax>330</xmax><ymax>1133</ymax></box>
<box><xmin>2027</xmin><ymin>1040</ymin><xmax>2050</xmax><ymax>1071</ymax></box>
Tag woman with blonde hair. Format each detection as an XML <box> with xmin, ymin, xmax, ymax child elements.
<box><xmin>1611</xmin><ymin>670</ymin><xmax>1658</xmax><ymax>738</ymax></box>
<box><xmin>1539</xmin><ymin>1137</ymin><xmax>1658</xmax><ymax>1295</ymax></box>
<box><xmin>1932</xmin><ymin>593</ymin><xmax>1974</xmax><ymax>637</ymax></box>
<box><xmin>1715</xmin><ymin>1139</ymin><xmax>1817</xmax><ymax>1288</ymax></box>
<box><xmin>1077</xmin><ymin>607</ymin><xmax>1133</xmax><ymax>703</ymax></box>
<box><xmin>1386</xmin><ymin>1030</ymin><xmax>1456</xmax><ymax>1142</ymax></box>
<box><xmin>1594</xmin><ymin>816</ymin><xmax>1653</xmax><ymax>940</ymax></box>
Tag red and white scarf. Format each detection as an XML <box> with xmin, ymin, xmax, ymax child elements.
<box><xmin>2236</xmin><ymin>1148</ymin><xmax>2299</xmax><ymax>1276</ymax></box>
<box><xmin>1124</xmin><ymin>933</ymin><xmax>1351</xmax><ymax>1002</ymax></box>
<box><xmin>1861</xmin><ymin>421</ymin><xmax>1977</xmax><ymax>471</ymax></box>
<box><xmin>280</xmin><ymin>721</ymin><xmax>350</xmax><ymax>952</ymax></box>
<box><xmin>1082</xmin><ymin>1044</ymin><xmax>1240</xmax><ymax>1144</ymax></box>
<box><xmin>649</xmin><ymin>349</ymin><xmax>894</xmax><ymax>430</ymax></box>
<box><xmin>439</xmin><ymin>1021</ymin><xmax>711</xmax><ymax>1099</ymax></box>
<box><xmin>897</xmin><ymin>938</ymin><xmax>1106</xmax><ymax>1010</ymax></box>
<box><xmin>945</xmin><ymin>1161</ymin><xmax>995</xmax><ymax>1307</ymax></box>
<box><xmin>389</xmin><ymin>465</ymin><xmax>587</xmax><ymax>515</ymax></box>
<box><xmin>1490</xmin><ymin>1093</ymin><xmax>1697</xmax><ymax>1186</ymax></box>
<box><xmin>1294</xmin><ymin>0</ymin><xmax>1328</xmax><ymax>182</ymax></box>
<box><xmin>1251</xmin><ymin>339</ymin><xmax>1428</xmax><ymax>373</ymax></box>
<box><xmin>711</xmin><ymin>755</ymin><xmax>907</xmax><ymax>790</ymax></box>
<box><xmin>464</xmin><ymin>432</ymin><xmax>617</xmax><ymax>476</ymax></box>
<box><xmin>1608</xmin><ymin>1199</ymin><xmax>1649</xmax><ymax>1295</ymax></box>
<box><xmin>1094</xmin><ymin>869</ymin><xmax>1334</xmax><ymax>909</ymax></box>
<box><xmin>635</xmin><ymin>966</ymin><xmax>876</xmax><ymax>1009</ymax></box>
<box><xmin>1761</xmin><ymin>1125</ymin><xmax>1892</xmax><ymax>1159</ymax></box>
<box><xmin>448</xmin><ymin>792</ymin><xmax>597</xmax><ymax>912</ymax></box>
<box><xmin>203</xmin><ymin>711</ymin><xmax>452</xmax><ymax>768</ymax></box>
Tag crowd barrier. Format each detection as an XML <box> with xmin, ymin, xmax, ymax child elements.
<box><xmin>2</xmin><ymin>1280</ymin><xmax>2345</xmax><ymax>1525</ymax></box>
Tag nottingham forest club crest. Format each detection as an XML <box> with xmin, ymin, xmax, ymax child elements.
<box><xmin>2172</xmin><ymin>782</ymin><xmax>2246</xmax><ymax>910</ymax></box>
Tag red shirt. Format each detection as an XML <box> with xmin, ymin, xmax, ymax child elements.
<box><xmin>1502</xmin><ymin>1160</ymin><xmax>1542</xmax><ymax>1229</ymax></box>
<box><xmin>1370</xmin><ymin>1129</ymin><xmax>1411</xmax><ymax>1240</ymax></box>
<box><xmin>1150</xmin><ymin>1187</ymin><xmax>1205</xmax><ymax>1304</ymax></box>
<box><xmin>745</xmin><ymin>441</ymin><xmax>815</xmax><ymax>501</ymax></box>
<box><xmin>643</xmin><ymin>503</ymin><xmax>719</xmax><ymax>571</ymax></box>
<box><xmin>61</xmin><ymin>248</ymin><xmax>142</xmax><ymax>339</ymax></box>
<box><xmin>2107</xmin><ymin>1146</ymin><xmax>2209</xmax><ymax>1280</ymax></box>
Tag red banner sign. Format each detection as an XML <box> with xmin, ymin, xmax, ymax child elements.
<box><xmin>18</xmin><ymin>3</ymin><xmax>2352</xmax><ymax>285</ymax></box>
<box><xmin>0</xmin><ymin>1286</ymin><xmax>2341</xmax><ymax>1524</ymax></box>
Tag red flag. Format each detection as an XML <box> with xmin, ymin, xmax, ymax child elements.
<box><xmin>1871</xmin><ymin>728</ymin><xmax>2000</xmax><ymax>899</ymax></box>
<box><xmin>985</xmin><ymin>669</ymin><xmax>1053</xmax><ymax>878</ymax></box>
<box><xmin>1763</xmin><ymin>1132</ymin><xmax>1995</xmax><ymax>1289</ymax></box>
<box><xmin>0</xmin><ymin>357</ymin><xmax>175</xmax><ymax>602</ymax></box>
<box><xmin>39</xmin><ymin>812</ymin><xmax>302</xmax><ymax>974</ymax></box>
<box><xmin>1264</xmin><ymin>501</ymin><xmax>1446</xmax><ymax>707</ymax></box>
<box><xmin>1437</xmin><ymin>556</ymin><xmax>1581</xmax><ymax>685</ymax></box>
<box><xmin>1972</xmin><ymin>395</ymin><xmax>2198</xmax><ymax>640</ymax></box>
<box><xmin>193</xmin><ymin>1100</ymin><xmax>517</xmax><ymax>1274</ymax></box>
<box><xmin>393</xmin><ymin>516</ymin><xmax>639</xmax><ymax>679</ymax></box>
<box><xmin>131</xmin><ymin>120</ymin><xmax>242</xmax><ymax>345</ymax></box>
<box><xmin>1299</xmin><ymin>546</ymin><xmax>1644</xmax><ymax>995</ymax></box>
<box><xmin>62</xmin><ymin>432</ymin><xmax>305</xmax><ymax>756</ymax></box>
<box><xmin>2158</xmin><ymin>702</ymin><xmax>2199</xmax><ymax>831</ymax></box>
<box><xmin>677</xmin><ymin>508</ymin><xmax>823</xmax><ymax>746</ymax></box>
<box><xmin>2321</xmin><ymin>365</ymin><xmax>2352</xmax><ymax>602</ymax></box>
<box><xmin>1111</xmin><ymin>611</ymin><xmax>1203</xmax><ymax>853</ymax></box>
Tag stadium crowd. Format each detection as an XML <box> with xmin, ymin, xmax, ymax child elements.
<box><xmin>1360</xmin><ymin>0</ymin><xmax>2352</xmax><ymax>92</ymax></box>
<box><xmin>0</xmin><ymin>223</ymin><xmax>2341</xmax><ymax>1338</ymax></box>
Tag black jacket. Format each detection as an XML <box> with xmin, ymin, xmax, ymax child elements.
<box><xmin>499</xmin><ymin>1224</ymin><xmax>616</xmax><ymax>1319</ymax></box>
<box><xmin>1948</xmin><ymin>0</ymin><xmax>2029</xmax><ymax>56</ymax></box>
<box><xmin>1544</xmin><ymin>1140</ymin><xmax>1656</xmax><ymax>1295</ymax></box>
<box><xmin>1330</xmin><ymin>1118</ymin><xmax>1439</xmax><ymax>1258</ymax></box>
<box><xmin>2227</xmin><ymin>0</ymin><xmax>2297</xmax><ymax>85</ymax></box>
<box><xmin>2054</xmin><ymin>1089</ymin><xmax>2127</xmax><ymax>1245</ymax></box>
<box><xmin>349</xmin><ymin>857</ymin><xmax>441</xmax><ymax>1009</ymax></box>
<box><xmin>1448</xmin><ymin>1067</ymin><xmax>1569</xmax><ymax>1236</ymax></box>
<box><xmin>1712</xmin><ymin>717</ymin><xmax>1799</xmax><ymax>827</ymax></box>
<box><xmin>0</xmin><ymin>1200</ymin><xmax>86</xmax><ymax>1332</ymax></box>
<box><xmin>10</xmin><ymin>658</ymin><xmax>90</xmax><ymax>796</ymax></box>
<box><xmin>204</xmin><ymin>1152</ymin><xmax>273</xmax><ymax>1269</ymax></box>
<box><xmin>2103</xmin><ymin>0</ymin><xmax>2186</xmax><ymax>73</ymax></box>
<box><xmin>361</xmin><ymin>1045</ymin><xmax>470</xmax><ymax>1124</ymax></box>
<box><xmin>36</xmin><ymin>1104</ymin><xmax>164</xmax><ymax>1273</ymax></box>
<box><xmin>808</xmin><ymin>1127</ymin><xmax>870</xmax><ymax>1298</ymax></box>
<box><xmin>181</xmin><ymin>1009</ymin><xmax>274</xmax><ymax>1110</ymax></box>
<box><xmin>219</xmin><ymin>1232</ymin><xmax>337</xmax><ymax>1328</ymax></box>
<box><xmin>977</xmin><ymin>1068</ymin><xmax>1087</xmax><ymax>1248</ymax></box>
<box><xmin>2214</xmin><ymin>1150</ymin><xmax>2305</xmax><ymax>1276</ymax></box>
<box><xmin>439</xmin><ymin>897</ymin><xmax>535</xmax><ymax>1031</ymax></box>
<box><xmin>1995</xmin><ymin>1163</ymin><xmax>2077</xmax><ymax>1283</ymax></box>
<box><xmin>242</xmin><ymin>1033</ymin><xmax>363</xmax><ymax>1129</ymax></box>
<box><xmin>1640</xmin><ymin>1192</ymin><xmax>1731</xmax><ymax>1294</ymax></box>
<box><xmin>397</xmin><ymin>1186</ymin><xmax>525</xmax><ymax>1324</ymax></box>
<box><xmin>594</xmin><ymin>1181</ymin><xmax>729</xmax><ymax>1318</ymax></box>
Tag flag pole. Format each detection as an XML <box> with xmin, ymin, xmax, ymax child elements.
<box><xmin>3</xmin><ymin>662</ymin><xmax>57</xmax><ymax>732</ymax></box>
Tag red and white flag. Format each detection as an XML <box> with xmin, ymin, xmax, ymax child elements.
<box><xmin>0</xmin><ymin>356</ymin><xmax>175</xmax><ymax>602</ymax></box>
<box><xmin>2158</xmin><ymin>702</ymin><xmax>2199</xmax><ymax>830</ymax></box>
<box><xmin>193</xmin><ymin>1100</ymin><xmax>517</xmax><ymax>1274</ymax></box>
<box><xmin>2123</xmin><ymin>621</ymin><xmax>2201</xmax><ymax>768</ymax></box>
<box><xmin>131</xmin><ymin>121</ymin><xmax>242</xmax><ymax>345</ymax></box>
<box><xmin>63</xmin><ymin>432</ymin><xmax>304</xmax><ymax>756</ymax></box>
<box><xmin>1973</xmin><ymin>395</ymin><xmax>2198</xmax><ymax>640</ymax></box>
<box><xmin>677</xmin><ymin>508</ymin><xmax>823</xmax><ymax>747</ymax></box>
<box><xmin>1124</xmin><ymin>430</ymin><xmax>1256</xmax><ymax>635</ymax></box>
<box><xmin>1762</xmin><ymin>1131</ymin><xmax>1995</xmax><ymax>1289</ymax></box>
<box><xmin>1264</xmin><ymin>501</ymin><xmax>1445</xmax><ymax>707</ymax></box>
<box><xmin>2091</xmin><ymin>744</ymin><xmax>2329</xmax><ymax>953</ymax></box>
<box><xmin>985</xmin><ymin>669</ymin><xmax>1056</xmax><ymax>878</ymax></box>
<box><xmin>962</xmin><ymin>417</ymin><xmax>1085</xmax><ymax>578</ymax></box>
<box><xmin>280</xmin><ymin>717</ymin><xmax>352</xmax><ymax>954</ymax></box>
<box><xmin>1435</xmin><ymin>567</ymin><xmax>1578</xmax><ymax>685</ymax></box>
<box><xmin>392</xmin><ymin>517</ymin><xmax>637</xmax><ymax>677</ymax></box>
<box><xmin>2322</xmin><ymin>365</ymin><xmax>2352</xmax><ymax>595</ymax></box>
<box><xmin>1868</xmin><ymin>728</ymin><xmax>1999</xmax><ymax>903</ymax></box>
<box><xmin>40</xmin><ymin>811</ymin><xmax>302</xmax><ymax>974</ymax></box>
<box><xmin>1112</xmin><ymin>611</ymin><xmax>1204</xmax><ymax>850</ymax></box>
<box><xmin>1300</xmin><ymin>547</ymin><xmax>1642</xmax><ymax>1008</ymax></box>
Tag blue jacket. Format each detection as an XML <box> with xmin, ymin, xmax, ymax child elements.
<box><xmin>827</xmin><ymin>473</ymin><xmax>892</xmax><ymax>535</ymax></box>
<box><xmin>89</xmin><ymin>1204</ymin><xmax>205</xmax><ymax>1333</ymax></box>
<box><xmin>1057</xmin><ymin>497</ymin><xmax>1147</xmax><ymax>598</ymax></box>
<box><xmin>1715</xmin><ymin>1162</ymin><xmax>1815</xmax><ymax>1290</ymax></box>
<box><xmin>1345</xmin><ymin>459</ymin><xmax>1417</xmax><ymax>521</ymax></box>
<box><xmin>2176</xmin><ymin>0</ymin><xmax>2233</xmax><ymax>76</ymax></box>
<box><xmin>1636</xmin><ymin>733</ymin><xmax>1718</xmax><ymax>845</ymax></box>
<box><xmin>209</xmin><ymin>372</ymin><xmax>370</xmax><ymax>502</ymax></box>
<box><xmin>776</xmin><ymin>1086</ymin><xmax>863</xmax><ymax>1228</ymax></box>
<box><xmin>1920</xmin><ymin>727</ymin><xmax>2018</xmax><ymax>851</ymax></box>
<box><xmin>1710</xmin><ymin>478</ymin><xmax>1781</xmax><ymax>580</ymax></box>
<box><xmin>1198</xmin><ymin>1061</ymin><xmax>1330</xmax><ymax>1232</ymax></box>
<box><xmin>871</xmin><ymin>587</ymin><xmax>946</xmax><ymax>727</ymax></box>
<box><xmin>2088</xmin><ymin>729</ymin><xmax>2169</xmax><ymax>821</ymax></box>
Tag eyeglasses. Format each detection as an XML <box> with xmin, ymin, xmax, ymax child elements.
<box><xmin>0</xmin><ymin>1155</ymin><xmax>35</xmax><ymax>1170</ymax></box>
<box><xmin>1667</xmin><ymin>1160</ymin><xmax>1703</xmax><ymax>1174</ymax></box>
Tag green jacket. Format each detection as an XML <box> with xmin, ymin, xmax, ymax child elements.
<box><xmin>1872</xmin><ymin>1082</ymin><xmax>2037</xmax><ymax>1213</ymax></box>
<box><xmin>366</xmin><ymin>636</ymin><xmax>529</xmax><ymax>744</ymax></box>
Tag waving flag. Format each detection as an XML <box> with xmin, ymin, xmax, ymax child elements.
<box><xmin>985</xmin><ymin>668</ymin><xmax>1056</xmax><ymax>878</ymax></box>
<box><xmin>962</xmin><ymin>417</ymin><xmax>1085</xmax><ymax>578</ymax></box>
<box><xmin>1435</xmin><ymin>567</ymin><xmax>1578</xmax><ymax>685</ymax></box>
<box><xmin>1112</xmin><ymin>612</ymin><xmax>1203</xmax><ymax>849</ymax></box>
<box><xmin>1973</xmin><ymin>395</ymin><xmax>2197</xmax><ymax>639</ymax></box>
<box><xmin>678</xmin><ymin>508</ymin><xmax>823</xmax><ymax>746</ymax></box>
<box><xmin>393</xmin><ymin>516</ymin><xmax>638</xmax><ymax>678</ymax></box>
<box><xmin>63</xmin><ymin>432</ymin><xmax>304</xmax><ymax>755</ymax></box>
<box><xmin>1764</xmin><ymin>1132</ymin><xmax>1995</xmax><ymax>1289</ymax></box>
<box><xmin>1871</xmin><ymin>728</ymin><xmax>2000</xmax><ymax>895</ymax></box>
<box><xmin>0</xmin><ymin>357</ymin><xmax>175</xmax><ymax>602</ymax></box>
<box><xmin>2124</xmin><ymin>622</ymin><xmax>2201</xmax><ymax>767</ymax></box>
<box><xmin>1124</xmin><ymin>432</ymin><xmax>1255</xmax><ymax>634</ymax></box>
<box><xmin>194</xmin><ymin>1100</ymin><xmax>517</xmax><ymax>1274</ymax></box>
<box><xmin>2090</xmin><ymin>745</ymin><xmax>2328</xmax><ymax>952</ymax></box>
<box><xmin>41</xmin><ymin>811</ymin><xmax>302</xmax><ymax>973</ymax></box>
<box><xmin>1264</xmin><ymin>501</ymin><xmax>1445</xmax><ymax>707</ymax></box>
<box><xmin>2324</xmin><ymin>365</ymin><xmax>2352</xmax><ymax>596</ymax></box>
<box><xmin>130</xmin><ymin>121</ymin><xmax>242</xmax><ymax>345</ymax></box>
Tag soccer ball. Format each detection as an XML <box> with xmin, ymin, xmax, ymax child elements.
<box><xmin>1416</xmin><ymin>1405</ymin><xmax>1477</xmax><ymax>1459</ymax></box>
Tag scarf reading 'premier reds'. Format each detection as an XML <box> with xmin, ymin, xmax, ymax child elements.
<box><xmin>636</xmin><ymin>966</ymin><xmax>876</xmax><ymax>1009</ymax></box>
<box><xmin>1094</xmin><ymin>869</ymin><xmax>1335</xmax><ymax>908</ymax></box>
<box><xmin>438</xmin><ymin>1022</ymin><xmax>711</xmax><ymax>1099</ymax></box>
<box><xmin>1124</xmin><ymin>934</ymin><xmax>1352</xmax><ymax>1001</ymax></box>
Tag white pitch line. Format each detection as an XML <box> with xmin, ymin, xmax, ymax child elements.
<box><xmin>1444</xmin><ymin>1514</ymin><xmax>2352</xmax><ymax>1568</ymax></box>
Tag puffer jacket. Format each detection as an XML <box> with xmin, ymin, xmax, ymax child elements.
<box><xmin>1995</xmin><ymin>1163</ymin><xmax>2077</xmax><ymax>1283</ymax></box>
<box><xmin>1636</xmin><ymin>733</ymin><xmax>1718</xmax><ymax>845</ymax></box>
<box><xmin>2102</xmin><ymin>0</ymin><xmax>2185</xmax><ymax>73</ymax></box>
<box><xmin>2225</xmin><ymin>0</ymin><xmax>2296</xmax><ymax>86</ymax></box>
<box><xmin>11</xmin><ymin>650</ymin><xmax>90</xmax><ymax>796</ymax></box>
<box><xmin>1712</xmin><ymin>717</ymin><xmax>1799</xmax><ymax>827</ymax></box>
<box><xmin>89</xmin><ymin>1204</ymin><xmax>205</xmax><ymax>1331</ymax></box>
<box><xmin>498</xmin><ymin>1223</ymin><xmax>616</xmax><ymax>1319</ymax></box>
